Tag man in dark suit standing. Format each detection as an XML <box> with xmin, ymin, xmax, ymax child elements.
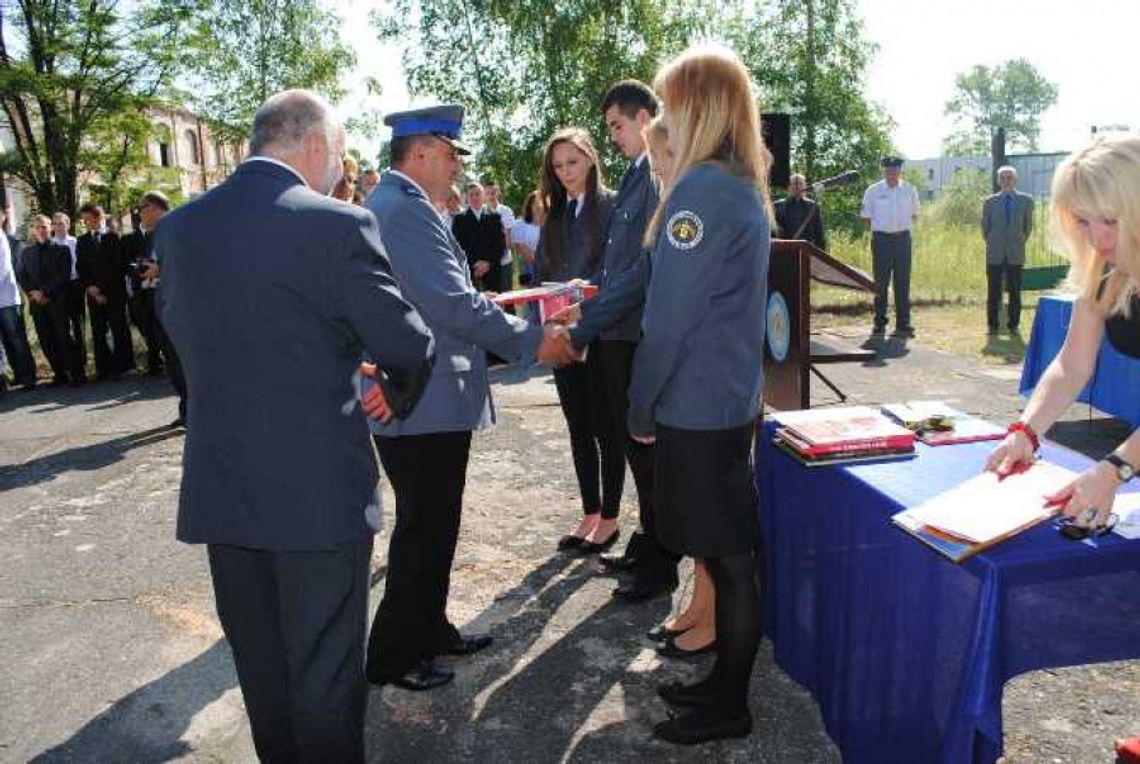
<box><xmin>123</xmin><ymin>191</ymin><xmax>187</xmax><ymax>423</ymax></box>
<box><xmin>451</xmin><ymin>181</ymin><xmax>504</xmax><ymax>291</ymax></box>
<box><xmin>17</xmin><ymin>215</ymin><xmax>82</xmax><ymax>385</ymax></box>
<box><xmin>981</xmin><ymin>165</ymin><xmax>1034</xmax><ymax>334</ymax></box>
<box><xmin>774</xmin><ymin>173</ymin><xmax>827</xmax><ymax>251</ymax></box>
<box><xmin>157</xmin><ymin>89</ymin><xmax>436</xmax><ymax>763</ymax></box>
<box><xmin>77</xmin><ymin>203</ymin><xmax>134</xmax><ymax>379</ymax></box>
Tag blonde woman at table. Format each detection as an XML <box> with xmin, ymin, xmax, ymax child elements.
<box><xmin>627</xmin><ymin>45</ymin><xmax>772</xmax><ymax>744</ymax></box>
<box><xmin>638</xmin><ymin>116</ymin><xmax>719</xmax><ymax>660</ymax></box>
<box><xmin>983</xmin><ymin>134</ymin><xmax>1140</xmax><ymax>762</ymax></box>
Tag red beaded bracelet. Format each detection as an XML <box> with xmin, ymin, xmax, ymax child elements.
<box><xmin>1007</xmin><ymin>421</ymin><xmax>1040</xmax><ymax>452</ymax></box>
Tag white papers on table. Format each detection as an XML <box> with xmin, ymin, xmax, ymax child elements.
<box><xmin>1112</xmin><ymin>493</ymin><xmax>1140</xmax><ymax>539</ymax></box>
<box><xmin>901</xmin><ymin>461</ymin><xmax>1078</xmax><ymax>544</ymax></box>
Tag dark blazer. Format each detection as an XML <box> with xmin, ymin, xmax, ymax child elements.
<box><xmin>573</xmin><ymin>159</ymin><xmax>657</xmax><ymax>343</ymax></box>
<box><xmin>157</xmin><ymin>159</ymin><xmax>435</xmax><ymax>550</ymax></box>
<box><xmin>16</xmin><ymin>242</ymin><xmax>72</xmax><ymax>300</ymax></box>
<box><xmin>120</xmin><ymin>229</ymin><xmax>155</xmax><ymax>294</ymax></box>
<box><xmin>774</xmin><ymin>195</ymin><xmax>826</xmax><ymax>251</ymax></box>
<box><xmin>536</xmin><ymin>190</ymin><xmax>616</xmax><ymax>283</ymax></box>
<box><xmin>451</xmin><ymin>208</ymin><xmax>505</xmax><ymax>283</ymax></box>
<box><xmin>76</xmin><ymin>230</ymin><xmax>126</xmax><ymax>294</ymax></box>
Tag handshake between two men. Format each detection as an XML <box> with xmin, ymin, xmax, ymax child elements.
<box><xmin>361</xmin><ymin>300</ymin><xmax>586</xmax><ymax>424</ymax></box>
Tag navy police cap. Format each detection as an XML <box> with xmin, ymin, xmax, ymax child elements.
<box><xmin>880</xmin><ymin>156</ymin><xmax>904</xmax><ymax>168</ymax></box>
<box><xmin>384</xmin><ymin>105</ymin><xmax>472</xmax><ymax>155</ymax></box>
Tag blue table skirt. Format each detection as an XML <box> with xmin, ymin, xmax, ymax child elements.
<box><xmin>756</xmin><ymin>420</ymin><xmax>1140</xmax><ymax>764</ymax></box>
<box><xmin>1020</xmin><ymin>294</ymin><xmax>1140</xmax><ymax>425</ymax></box>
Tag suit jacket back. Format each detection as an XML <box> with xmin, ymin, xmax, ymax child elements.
<box><xmin>157</xmin><ymin>159</ymin><xmax>434</xmax><ymax>550</ymax></box>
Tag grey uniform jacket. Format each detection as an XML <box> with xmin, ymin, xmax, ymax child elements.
<box><xmin>628</xmin><ymin>162</ymin><xmax>770</xmax><ymax>437</ymax></box>
<box><xmin>366</xmin><ymin>171</ymin><xmax>543</xmax><ymax>438</ymax></box>
<box><xmin>157</xmin><ymin>159</ymin><xmax>435</xmax><ymax>550</ymax></box>
<box><xmin>571</xmin><ymin>157</ymin><xmax>659</xmax><ymax>345</ymax></box>
<box><xmin>982</xmin><ymin>191</ymin><xmax>1034</xmax><ymax>266</ymax></box>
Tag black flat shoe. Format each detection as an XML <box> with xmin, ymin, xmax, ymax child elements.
<box><xmin>646</xmin><ymin>624</ymin><xmax>685</xmax><ymax>643</ymax></box>
<box><xmin>652</xmin><ymin>707</ymin><xmax>752</xmax><ymax>745</ymax></box>
<box><xmin>598</xmin><ymin>554</ymin><xmax>636</xmax><ymax>573</ymax></box>
<box><xmin>442</xmin><ymin>633</ymin><xmax>492</xmax><ymax>656</ymax></box>
<box><xmin>657</xmin><ymin>680</ymin><xmax>717</xmax><ymax>708</ymax></box>
<box><xmin>656</xmin><ymin>635</ymin><xmax>717</xmax><ymax>659</ymax></box>
<box><xmin>612</xmin><ymin>580</ymin><xmax>673</xmax><ymax>603</ymax></box>
<box><xmin>558</xmin><ymin>534</ymin><xmax>586</xmax><ymax>551</ymax></box>
<box><xmin>580</xmin><ymin>528</ymin><xmax>620</xmax><ymax>555</ymax></box>
<box><xmin>370</xmin><ymin>660</ymin><xmax>454</xmax><ymax>691</ymax></box>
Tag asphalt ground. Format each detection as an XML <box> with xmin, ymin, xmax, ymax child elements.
<box><xmin>1</xmin><ymin>322</ymin><xmax>1136</xmax><ymax>763</ymax></box>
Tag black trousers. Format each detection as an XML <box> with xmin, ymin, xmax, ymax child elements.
<box><xmin>553</xmin><ymin>349</ymin><xmax>626</xmax><ymax>518</ymax></box>
<box><xmin>366</xmin><ymin>430</ymin><xmax>472</xmax><ymax>680</ymax></box>
<box><xmin>30</xmin><ymin>298</ymin><xmax>82</xmax><ymax>381</ymax></box>
<box><xmin>986</xmin><ymin>263</ymin><xmax>1023</xmax><ymax>330</ymax></box>
<box><xmin>87</xmin><ymin>288</ymin><xmax>135</xmax><ymax>377</ymax></box>
<box><xmin>871</xmin><ymin>231</ymin><xmax>913</xmax><ymax>329</ymax></box>
<box><xmin>598</xmin><ymin>340</ymin><xmax>679</xmax><ymax>587</ymax></box>
<box><xmin>0</xmin><ymin>305</ymin><xmax>36</xmax><ymax>386</ymax></box>
<box><xmin>66</xmin><ymin>280</ymin><xmax>87</xmax><ymax>374</ymax></box>
<box><xmin>208</xmin><ymin>538</ymin><xmax>373</xmax><ymax>764</ymax></box>
<box><xmin>156</xmin><ymin>316</ymin><xmax>187</xmax><ymax>419</ymax></box>
<box><xmin>129</xmin><ymin>289</ymin><xmax>163</xmax><ymax>373</ymax></box>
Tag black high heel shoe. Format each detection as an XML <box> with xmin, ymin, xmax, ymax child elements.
<box><xmin>656</xmin><ymin>634</ymin><xmax>717</xmax><ymax>659</ymax></box>
<box><xmin>579</xmin><ymin>527</ymin><xmax>620</xmax><ymax>555</ymax></box>
<box><xmin>653</xmin><ymin>706</ymin><xmax>752</xmax><ymax>745</ymax></box>
<box><xmin>646</xmin><ymin>624</ymin><xmax>686</xmax><ymax>643</ymax></box>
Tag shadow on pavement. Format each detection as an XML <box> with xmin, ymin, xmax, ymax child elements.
<box><xmin>0</xmin><ymin>424</ymin><xmax>183</xmax><ymax>491</ymax></box>
<box><xmin>29</xmin><ymin>639</ymin><xmax>237</xmax><ymax>764</ymax></box>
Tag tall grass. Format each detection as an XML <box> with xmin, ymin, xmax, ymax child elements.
<box><xmin>814</xmin><ymin>205</ymin><xmax>1067</xmax><ymax>310</ymax></box>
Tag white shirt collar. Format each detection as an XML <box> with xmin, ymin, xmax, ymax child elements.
<box><xmin>571</xmin><ymin>193</ymin><xmax>586</xmax><ymax>217</ymax></box>
<box><xmin>244</xmin><ymin>155</ymin><xmax>309</xmax><ymax>187</ymax></box>
<box><xmin>634</xmin><ymin>152</ymin><xmax>647</xmax><ymax>168</ymax></box>
<box><xmin>387</xmin><ymin>169</ymin><xmax>431</xmax><ymax>203</ymax></box>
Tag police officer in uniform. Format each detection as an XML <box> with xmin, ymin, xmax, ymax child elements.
<box><xmin>363</xmin><ymin>105</ymin><xmax>578</xmax><ymax>691</ymax></box>
<box><xmin>861</xmin><ymin>156</ymin><xmax>921</xmax><ymax>337</ymax></box>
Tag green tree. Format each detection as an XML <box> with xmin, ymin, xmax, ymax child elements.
<box><xmin>0</xmin><ymin>0</ymin><xmax>189</xmax><ymax>219</ymax></box>
<box><xmin>729</xmin><ymin>0</ymin><xmax>894</xmax><ymax>234</ymax></box>
<box><xmin>926</xmin><ymin>168</ymin><xmax>988</xmax><ymax>227</ymax></box>
<box><xmin>371</xmin><ymin>0</ymin><xmax>704</xmax><ymax>204</ymax></box>
<box><xmin>943</xmin><ymin>58</ymin><xmax>1059</xmax><ymax>154</ymax></box>
<box><xmin>179</xmin><ymin>0</ymin><xmax>354</xmax><ymax>142</ymax></box>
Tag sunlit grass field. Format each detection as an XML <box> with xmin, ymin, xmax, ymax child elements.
<box><xmin>810</xmin><ymin>219</ymin><xmax>1072</xmax><ymax>365</ymax></box>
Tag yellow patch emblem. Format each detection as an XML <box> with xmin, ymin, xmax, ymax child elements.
<box><xmin>666</xmin><ymin>210</ymin><xmax>704</xmax><ymax>250</ymax></box>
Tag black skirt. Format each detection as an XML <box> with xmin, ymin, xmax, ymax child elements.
<box><xmin>654</xmin><ymin>421</ymin><xmax>761</xmax><ymax>558</ymax></box>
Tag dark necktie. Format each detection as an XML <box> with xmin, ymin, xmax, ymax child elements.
<box><xmin>1004</xmin><ymin>194</ymin><xmax>1012</xmax><ymax>224</ymax></box>
<box><xmin>567</xmin><ymin>198</ymin><xmax>579</xmax><ymax>220</ymax></box>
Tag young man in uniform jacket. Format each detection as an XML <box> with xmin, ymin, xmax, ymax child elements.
<box><xmin>451</xmin><ymin>182</ymin><xmax>505</xmax><ymax>291</ymax></box>
<box><xmin>362</xmin><ymin>105</ymin><xmax>578</xmax><ymax>692</ymax></box>
<box><xmin>17</xmin><ymin>216</ymin><xmax>83</xmax><ymax>384</ymax></box>
<box><xmin>557</xmin><ymin>80</ymin><xmax>680</xmax><ymax>601</ymax></box>
<box><xmin>77</xmin><ymin>203</ymin><xmax>134</xmax><ymax>379</ymax></box>
<box><xmin>157</xmin><ymin>90</ymin><xmax>435</xmax><ymax>763</ymax></box>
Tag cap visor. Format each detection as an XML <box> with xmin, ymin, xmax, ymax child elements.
<box><xmin>438</xmin><ymin>135</ymin><xmax>473</xmax><ymax>155</ymax></box>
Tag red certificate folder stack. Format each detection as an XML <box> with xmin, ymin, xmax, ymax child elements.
<box><xmin>771</xmin><ymin>406</ymin><xmax>917</xmax><ymax>466</ymax></box>
<box><xmin>492</xmin><ymin>282</ymin><xmax>598</xmax><ymax>323</ymax></box>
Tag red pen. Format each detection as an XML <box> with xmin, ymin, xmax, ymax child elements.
<box><xmin>997</xmin><ymin>460</ymin><xmax>1031</xmax><ymax>482</ymax></box>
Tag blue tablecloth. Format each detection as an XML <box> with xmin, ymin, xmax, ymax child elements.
<box><xmin>757</xmin><ymin>421</ymin><xmax>1140</xmax><ymax>764</ymax></box>
<box><xmin>1021</xmin><ymin>294</ymin><xmax>1140</xmax><ymax>425</ymax></box>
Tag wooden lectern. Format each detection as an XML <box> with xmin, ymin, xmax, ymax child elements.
<box><xmin>763</xmin><ymin>240</ymin><xmax>877</xmax><ymax>411</ymax></box>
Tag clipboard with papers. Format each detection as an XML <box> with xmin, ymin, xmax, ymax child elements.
<box><xmin>892</xmin><ymin>461</ymin><xmax>1078</xmax><ymax>562</ymax></box>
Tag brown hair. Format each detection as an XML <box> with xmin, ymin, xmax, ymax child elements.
<box><xmin>537</xmin><ymin>127</ymin><xmax>607</xmax><ymax>279</ymax></box>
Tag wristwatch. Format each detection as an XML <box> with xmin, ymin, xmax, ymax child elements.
<box><xmin>1103</xmin><ymin>453</ymin><xmax>1137</xmax><ymax>483</ymax></box>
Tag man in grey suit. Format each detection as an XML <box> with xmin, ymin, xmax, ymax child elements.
<box><xmin>362</xmin><ymin>105</ymin><xmax>577</xmax><ymax>691</ymax></box>
<box><xmin>982</xmin><ymin>165</ymin><xmax>1034</xmax><ymax>333</ymax></box>
<box><xmin>157</xmin><ymin>90</ymin><xmax>435</xmax><ymax>762</ymax></box>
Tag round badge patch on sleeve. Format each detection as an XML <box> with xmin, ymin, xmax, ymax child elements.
<box><xmin>666</xmin><ymin>210</ymin><xmax>704</xmax><ymax>251</ymax></box>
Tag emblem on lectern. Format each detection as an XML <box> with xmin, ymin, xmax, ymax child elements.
<box><xmin>766</xmin><ymin>290</ymin><xmax>790</xmax><ymax>362</ymax></box>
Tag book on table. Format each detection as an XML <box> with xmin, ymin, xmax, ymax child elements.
<box><xmin>771</xmin><ymin>405</ymin><xmax>917</xmax><ymax>463</ymax></box>
<box><xmin>880</xmin><ymin>401</ymin><xmax>1006</xmax><ymax>446</ymax></box>
<box><xmin>892</xmin><ymin>460</ymin><xmax>1078</xmax><ymax>562</ymax></box>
